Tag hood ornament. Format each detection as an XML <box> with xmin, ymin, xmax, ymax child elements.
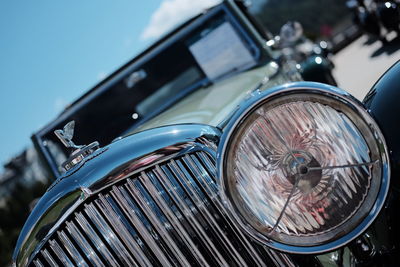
<box><xmin>54</xmin><ymin>121</ymin><xmax>99</xmax><ymax>171</ymax></box>
<box><xmin>54</xmin><ymin>121</ymin><xmax>83</xmax><ymax>150</ymax></box>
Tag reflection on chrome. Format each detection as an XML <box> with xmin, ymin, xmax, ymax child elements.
<box><xmin>222</xmin><ymin>89</ymin><xmax>388</xmax><ymax>250</ymax></box>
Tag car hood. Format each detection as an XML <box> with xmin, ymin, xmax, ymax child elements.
<box><xmin>129</xmin><ymin>62</ymin><xmax>285</xmax><ymax>134</ymax></box>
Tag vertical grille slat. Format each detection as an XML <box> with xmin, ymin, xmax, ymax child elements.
<box><xmin>57</xmin><ymin>230</ymin><xmax>88</xmax><ymax>267</ymax></box>
<box><xmin>196</xmin><ymin>151</ymin><xmax>218</xmax><ymax>181</ymax></box>
<box><xmin>182</xmin><ymin>154</ymin><xmax>268</xmax><ymax>266</ymax></box>
<box><xmin>110</xmin><ymin>185</ymin><xmax>175</xmax><ymax>267</ymax></box>
<box><xmin>183</xmin><ymin>155</ymin><xmax>219</xmax><ymax>195</ymax></box>
<box><xmin>31</xmin><ymin>150</ymin><xmax>296</xmax><ymax>266</ymax></box>
<box><xmin>33</xmin><ymin>259</ymin><xmax>44</xmax><ymax>267</ymax></box>
<box><xmin>40</xmin><ymin>249</ymin><xmax>58</xmax><ymax>267</ymax></box>
<box><xmin>49</xmin><ymin>239</ymin><xmax>74</xmax><ymax>266</ymax></box>
<box><xmin>266</xmin><ymin>249</ymin><xmax>297</xmax><ymax>267</ymax></box>
<box><xmin>96</xmin><ymin>194</ymin><xmax>153</xmax><ymax>266</ymax></box>
<box><xmin>116</xmin><ymin>183</ymin><xmax>191</xmax><ymax>266</ymax></box>
<box><xmin>144</xmin><ymin>170</ymin><xmax>229</xmax><ymax>266</ymax></box>
<box><xmin>160</xmin><ymin>162</ymin><xmax>248</xmax><ymax>266</ymax></box>
<box><xmin>74</xmin><ymin>212</ymin><xmax>119</xmax><ymax>266</ymax></box>
<box><xmin>65</xmin><ymin>220</ymin><xmax>105</xmax><ymax>266</ymax></box>
<box><xmin>124</xmin><ymin>178</ymin><xmax>206</xmax><ymax>266</ymax></box>
<box><xmin>84</xmin><ymin>203</ymin><xmax>137</xmax><ymax>266</ymax></box>
<box><xmin>135</xmin><ymin>174</ymin><xmax>212</xmax><ymax>266</ymax></box>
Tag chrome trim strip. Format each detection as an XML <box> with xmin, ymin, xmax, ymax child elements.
<box><xmin>58</xmin><ymin>230</ymin><xmax>88</xmax><ymax>267</ymax></box>
<box><xmin>113</xmin><ymin>183</ymin><xmax>191</xmax><ymax>266</ymax></box>
<box><xmin>110</xmin><ymin>185</ymin><xmax>178</xmax><ymax>266</ymax></box>
<box><xmin>125</xmin><ymin>177</ymin><xmax>210</xmax><ymax>266</ymax></box>
<box><xmin>33</xmin><ymin>259</ymin><xmax>44</xmax><ymax>267</ymax></box>
<box><xmin>141</xmin><ymin>171</ymin><xmax>225</xmax><ymax>265</ymax></box>
<box><xmin>74</xmin><ymin>212</ymin><xmax>119</xmax><ymax>266</ymax></box>
<box><xmin>49</xmin><ymin>239</ymin><xmax>74</xmax><ymax>266</ymax></box>
<box><xmin>65</xmin><ymin>221</ymin><xmax>104</xmax><ymax>266</ymax></box>
<box><xmin>84</xmin><ymin>203</ymin><xmax>137</xmax><ymax>266</ymax></box>
<box><xmin>143</xmin><ymin>168</ymin><xmax>228</xmax><ymax>266</ymax></box>
<box><xmin>96</xmin><ymin>193</ymin><xmax>153</xmax><ymax>266</ymax></box>
<box><xmin>40</xmin><ymin>249</ymin><xmax>58</xmax><ymax>266</ymax></box>
<box><xmin>266</xmin><ymin>249</ymin><xmax>297</xmax><ymax>267</ymax></box>
<box><xmin>182</xmin><ymin>153</ymin><xmax>268</xmax><ymax>266</ymax></box>
<box><xmin>170</xmin><ymin>157</ymin><xmax>246</xmax><ymax>265</ymax></box>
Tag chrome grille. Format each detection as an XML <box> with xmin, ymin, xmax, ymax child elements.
<box><xmin>31</xmin><ymin>151</ymin><xmax>296</xmax><ymax>266</ymax></box>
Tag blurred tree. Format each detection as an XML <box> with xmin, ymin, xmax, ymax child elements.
<box><xmin>0</xmin><ymin>148</ymin><xmax>51</xmax><ymax>266</ymax></box>
<box><xmin>0</xmin><ymin>180</ymin><xmax>48</xmax><ymax>267</ymax></box>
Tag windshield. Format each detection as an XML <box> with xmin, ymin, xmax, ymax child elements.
<box><xmin>34</xmin><ymin>2</ymin><xmax>265</xmax><ymax>178</ymax></box>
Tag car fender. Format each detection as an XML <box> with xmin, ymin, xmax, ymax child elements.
<box><xmin>363</xmin><ymin>61</ymin><xmax>400</xmax><ymax>189</ymax></box>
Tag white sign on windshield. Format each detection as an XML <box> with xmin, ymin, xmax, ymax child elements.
<box><xmin>189</xmin><ymin>22</ymin><xmax>256</xmax><ymax>81</ymax></box>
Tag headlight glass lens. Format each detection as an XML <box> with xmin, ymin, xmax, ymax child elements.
<box><xmin>223</xmin><ymin>92</ymin><xmax>387</xmax><ymax>249</ymax></box>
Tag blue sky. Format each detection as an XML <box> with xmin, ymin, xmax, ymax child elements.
<box><xmin>0</xmin><ymin>0</ymin><xmax>222</xmax><ymax>169</ymax></box>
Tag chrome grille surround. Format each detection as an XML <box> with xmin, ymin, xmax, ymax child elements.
<box><xmin>14</xmin><ymin>124</ymin><xmax>296</xmax><ymax>266</ymax></box>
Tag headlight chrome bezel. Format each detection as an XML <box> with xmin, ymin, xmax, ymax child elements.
<box><xmin>217</xmin><ymin>82</ymin><xmax>390</xmax><ymax>254</ymax></box>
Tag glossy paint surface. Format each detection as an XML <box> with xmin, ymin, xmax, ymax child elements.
<box><xmin>360</xmin><ymin>61</ymin><xmax>400</xmax><ymax>265</ymax></box>
<box><xmin>364</xmin><ymin>61</ymin><xmax>400</xmax><ymax>189</ymax></box>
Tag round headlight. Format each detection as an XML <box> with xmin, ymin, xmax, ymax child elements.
<box><xmin>219</xmin><ymin>83</ymin><xmax>390</xmax><ymax>253</ymax></box>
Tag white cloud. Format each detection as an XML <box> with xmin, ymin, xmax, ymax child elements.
<box><xmin>140</xmin><ymin>0</ymin><xmax>221</xmax><ymax>41</ymax></box>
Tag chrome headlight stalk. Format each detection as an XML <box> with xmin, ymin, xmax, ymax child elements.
<box><xmin>217</xmin><ymin>82</ymin><xmax>390</xmax><ymax>254</ymax></box>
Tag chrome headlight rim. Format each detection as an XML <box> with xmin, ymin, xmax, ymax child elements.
<box><xmin>217</xmin><ymin>82</ymin><xmax>390</xmax><ymax>254</ymax></box>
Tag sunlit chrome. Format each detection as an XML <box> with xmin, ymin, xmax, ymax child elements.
<box><xmin>54</xmin><ymin>120</ymin><xmax>100</xmax><ymax>171</ymax></box>
<box><xmin>14</xmin><ymin>124</ymin><xmax>295</xmax><ymax>266</ymax></box>
<box><xmin>54</xmin><ymin>121</ymin><xmax>81</xmax><ymax>149</ymax></box>
<box><xmin>218</xmin><ymin>82</ymin><xmax>390</xmax><ymax>254</ymax></box>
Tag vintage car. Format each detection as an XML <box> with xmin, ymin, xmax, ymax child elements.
<box><xmin>12</xmin><ymin>0</ymin><xmax>399</xmax><ymax>266</ymax></box>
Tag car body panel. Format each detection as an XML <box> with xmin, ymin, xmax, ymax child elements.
<box><xmin>129</xmin><ymin>62</ymin><xmax>281</xmax><ymax>134</ymax></box>
<box><xmin>364</xmin><ymin>61</ymin><xmax>400</xmax><ymax>190</ymax></box>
